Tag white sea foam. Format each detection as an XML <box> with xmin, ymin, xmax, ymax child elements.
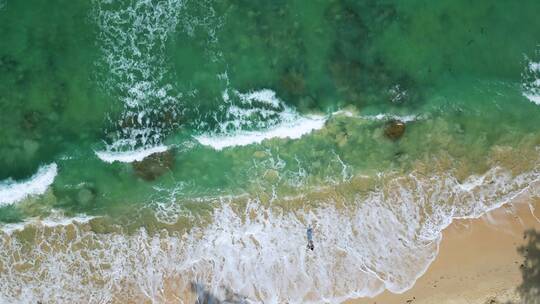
<box><xmin>237</xmin><ymin>89</ymin><xmax>282</xmax><ymax>108</ymax></box>
<box><xmin>0</xmin><ymin>164</ymin><xmax>58</xmax><ymax>206</ymax></box>
<box><xmin>522</xmin><ymin>58</ymin><xmax>540</xmax><ymax>105</ymax></box>
<box><xmin>195</xmin><ymin>89</ymin><xmax>326</xmax><ymax>150</ymax></box>
<box><xmin>529</xmin><ymin>62</ymin><xmax>540</xmax><ymax>73</ymax></box>
<box><xmin>93</xmin><ymin>0</ymin><xmax>184</xmax><ymax>154</ymax></box>
<box><xmin>93</xmin><ymin>0</ymin><xmax>227</xmax><ymax>156</ymax></box>
<box><xmin>361</xmin><ymin>113</ymin><xmax>420</xmax><ymax>122</ymax></box>
<box><xmin>195</xmin><ymin>115</ymin><xmax>326</xmax><ymax>150</ymax></box>
<box><xmin>1</xmin><ymin>212</ymin><xmax>95</xmax><ymax>235</ymax></box>
<box><xmin>95</xmin><ymin>145</ymin><xmax>168</xmax><ymax>163</ymax></box>
<box><xmin>458</xmin><ymin>174</ymin><xmax>486</xmax><ymax>191</ymax></box>
<box><xmin>1</xmin><ymin>163</ymin><xmax>538</xmax><ymax>303</ymax></box>
<box><xmin>331</xmin><ymin>110</ymin><xmax>422</xmax><ymax>122</ymax></box>
<box><xmin>331</xmin><ymin>109</ymin><xmax>356</xmax><ymax>117</ymax></box>
<box><xmin>40</xmin><ymin>214</ymin><xmax>95</xmax><ymax>227</ymax></box>
<box><xmin>524</xmin><ymin>92</ymin><xmax>540</xmax><ymax>105</ymax></box>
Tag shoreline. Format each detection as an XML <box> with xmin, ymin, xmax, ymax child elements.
<box><xmin>349</xmin><ymin>194</ymin><xmax>540</xmax><ymax>304</ymax></box>
<box><xmin>2</xmin><ymin>174</ymin><xmax>539</xmax><ymax>303</ymax></box>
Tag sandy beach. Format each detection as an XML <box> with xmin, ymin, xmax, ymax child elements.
<box><xmin>350</xmin><ymin>195</ymin><xmax>540</xmax><ymax>304</ymax></box>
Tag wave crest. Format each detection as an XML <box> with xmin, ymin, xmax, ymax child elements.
<box><xmin>522</xmin><ymin>55</ymin><xmax>540</xmax><ymax>105</ymax></box>
<box><xmin>194</xmin><ymin>89</ymin><xmax>326</xmax><ymax>150</ymax></box>
<box><xmin>0</xmin><ymin>164</ymin><xmax>58</xmax><ymax>206</ymax></box>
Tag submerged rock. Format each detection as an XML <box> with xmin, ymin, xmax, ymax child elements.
<box><xmin>21</xmin><ymin>110</ymin><xmax>42</xmax><ymax>131</ymax></box>
<box><xmin>22</xmin><ymin>139</ymin><xmax>39</xmax><ymax>158</ymax></box>
<box><xmin>132</xmin><ymin>150</ymin><xmax>174</xmax><ymax>181</ymax></box>
<box><xmin>384</xmin><ymin>119</ymin><xmax>406</xmax><ymax>140</ymax></box>
<box><xmin>264</xmin><ymin>169</ymin><xmax>280</xmax><ymax>183</ymax></box>
<box><xmin>280</xmin><ymin>69</ymin><xmax>305</xmax><ymax>96</ymax></box>
<box><xmin>0</xmin><ymin>55</ymin><xmax>18</xmax><ymax>73</ymax></box>
<box><xmin>77</xmin><ymin>188</ymin><xmax>95</xmax><ymax>205</ymax></box>
<box><xmin>253</xmin><ymin>150</ymin><xmax>267</xmax><ymax>159</ymax></box>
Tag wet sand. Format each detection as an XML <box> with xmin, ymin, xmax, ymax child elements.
<box><xmin>349</xmin><ymin>195</ymin><xmax>540</xmax><ymax>304</ymax></box>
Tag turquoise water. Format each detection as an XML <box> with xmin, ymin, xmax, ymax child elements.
<box><xmin>1</xmin><ymin>1</ymin><xmax>540</xmax><ymax>303</ymax></box>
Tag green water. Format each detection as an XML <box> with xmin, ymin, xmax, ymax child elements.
<box><xmin>1</xmin><ymin>0</ymin><xmax>540</xmax><ymax>223</ymax></box>
<box><xmin>2</xmin><ymin>1</ymin><xmax>540</xmax><ymax>303</ymax></box>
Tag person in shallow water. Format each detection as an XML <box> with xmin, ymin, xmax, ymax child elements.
<box><xmin>307</xmin><ymin>227</ymin><xmax>314</xmax><ymax>251</ymax></box>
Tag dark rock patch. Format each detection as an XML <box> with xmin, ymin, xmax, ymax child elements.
<box><xmin>132</xmin><ymin>150</ymin><xmax>175</xmax><ymax>181</ymax></box>
<box><xmin>384</xmin><ymin>119</ymin><xmax>406</xmax><ymax>140</ymax></box>
<box><xmin>0</xmin><ymin>55</ymin><xmax>18</xmax><ymax>73</ymax></box>
<box><xmin>21</xmin><ymin>110</ymin><xmax>42</xmax><ymax>131</ymax></box>
<box><xmin>280</xmin><ymin>68</ymin><xmax>305</xmax><ymax>96</ymax></box>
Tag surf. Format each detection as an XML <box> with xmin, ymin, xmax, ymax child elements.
<box><xmin>0</xmin><ymin>163</ymin><xmax>58</xmax><ymax>206</ymax></box>
<box><xmin>1</xmin><ymin>155</ymin><xmax>539</xmax><ymax>303</ymax></box>
<box><xmin>95</xmin><ymin>145</ymin><xmax>169</xmax><ymax>163</ymax></box>
<box><xmin>194</xmin><ymin>88</ymin><xmax>326</xmax><ymax>150</ymax></box>
<box><xmin>92</xmin><ymin>0</ymin><xmax>184</xmax><ymax>161</ymax></box>
<box><xmin>523</xmin><ymin>54</ymin><xmax>540</xmax><ymax>105</ymax></box>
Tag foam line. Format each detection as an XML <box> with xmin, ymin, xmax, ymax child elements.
<box><xmin>1</xmin><ymin>213</ymin><xmax>96</xmax><ymax>235</ymax></box>
<box><xmin>361</xmin><ymin>113</ymin><xmax>420</xmax><ymax>122</ymax></box>
<box><xmin>0</xmin><ymin>164</ymin><xmax>57</xmax><ymax>206</ymax></box>
<box><xmin>523</xmin><ymin>59</ymin><xmax>540</xmax><ymax>105</ymax></box>
<box><xmin>95</xmin><ymin>145</ymin><xmax>168</xmax><ymax>163</ymax></box>
<box><xmin>194</xmin><ymin>88</ymin><xmax>327</xmax><ymax>150</ymax></box>
<box><xmin>524</xmin><ymin>92</ymin><xmax>540</xmax><ymax>105</ymax></box>
<box><xmin>194</xmin><ymin>115</ymin><xmax>326</xmax><ymax>150</ymax></box>
<box><xmin>331</xmin><ymin>110</ymin><xmax>421</xmax><ymax>122</ymax></box>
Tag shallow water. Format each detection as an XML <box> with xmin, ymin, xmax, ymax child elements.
<box><xmin>1</xmin><ymin>0</ymin><xmax>540</xmax><ymax>303</ymax></box>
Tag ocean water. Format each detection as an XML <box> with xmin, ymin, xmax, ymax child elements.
<box><xmin>1</xmin><ymin>0</ymin><xmax>540</xmax><ymax>303</ymax></box>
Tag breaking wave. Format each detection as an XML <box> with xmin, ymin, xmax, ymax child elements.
<box><xmin>332</xmin><ymin>110</ymin><xmax>422</xmax><ymax>122</ymax></box>
<box><xmin>523</xmin><ymin>55</ymin><xmax>540</xmax><ymax>105</ymax></box>
<box><xmin>95</xmin><ymin>145</ymin><xmax>168</xmax><ymax>163</ymax></box>
<box><xmin>0</xmin><ymin>211</ymin><xmax>95</xmax><ymax>235</ymax></box>
<box><xmin>194</xmin><ymin>89</ymin><xmax>326</xmax><ymax>150</ymax></box>
<box><xmin>0</xmin><ymin>164</ymin><xmax>58</xmax><ymax>206</ymax></box>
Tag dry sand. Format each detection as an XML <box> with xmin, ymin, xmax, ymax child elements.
<box><xmin>349</xmin><ymin>196</ymin><xmax>540</xmax><ymax>304</ymax></box>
